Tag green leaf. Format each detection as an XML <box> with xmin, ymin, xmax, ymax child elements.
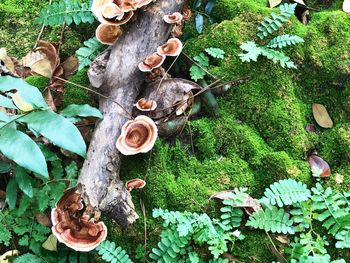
<box><xmin>76</xmin><ymin>37</ymin><xmax>104</xmax><ymax>70</ymax></box>
<box><xmin>205</xmin><ymin>0</ymin><xmax>217</xmax><ymax>15</ymax></box>
<box><xmin>0</xmin><ymin>161</ymin><xmax>12</xmax><ymax>173</ymax></box>
<box><xmin>195</xmin><ymin>14</ymin><xmax>204</xmax><ymax>33</ymax></box>
<box><xmin>194</xmin><ymin>53</ymin><xmax>210</xmax><ymax>67</ymax></box>
<box><xmin>0</xmin><ymin>94</ymin><xmax>16</xmax><ymax>108</ymax></box>
<box><xmin>205</xmin><ymin>48</ymin><xmax>225</xmax><ymax>59</ymax></box>
<box><xmin>238</xmin><ymin>41</ymin><xmax>262</xmax><ymax>62</ymax></box>
<box><xmin>190</xmin><ymin>65</ymin><xmax>206</xmax><ymax>81</ymax></box>
<box><xmin>0</xmin><ymin>127</ymin><xmax>48</xmax><ymax>177</ymax></box>
<box><xmin>15</xmin><ymin>165</ymin><xmax>33</xmax><ymax>197</ymax></box>
<box><xmin>0</xmin><ymin>76</ymin><xmax>47</xmax><ymax>109</ymax></box>
<box><xmin>6</xmin><ymin>177</ymin><xmax>18</xmax><ymax>209</ymax></box>
<box><xmin>21</xmin><ymin>110</ymin><xmax>86</xmax><ymax>158</ymax></box>
<box><xmin>60</xmin><ymin>104</ymin><xmax>103</xmax><ymax>118</ymax></box>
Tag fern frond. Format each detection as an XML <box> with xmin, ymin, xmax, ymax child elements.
<box><xmin>149</xmin><ymin>228</ymin><xmax>190</xmax><ymax>262</ymax></box>
<box><xmin>260</xmin><ymin>179</ymin><xmax>311</xmax><ymax>207</ymax></box>
<box><xmin>76</xmin><ymin>37</ymin><xmax>104</xmax><ymax>70</ymax></box>
<box><xmin>311</xmin><ymin>183</ymin><xmax>350</xmax><ymax>236</ymax></box>
<box><xmin>257</xmin><ymin>3</ymin><xmax>297</xmax><ymax>39</ymax></box>
<box><xmin>35</xmin><ymin>0</ymin><xmax>95</xmax><ymax>26</ymax></box>
<box><xmin>260</xmin><ymin>48</ymin><xmax>297</xmax><ymax>68</ymax></box>
<box><xmin>267</xmin><ymin>34</ymin><xmax>304</xmax><ymax>48</ymax></box>
<box><xmin>335</xmin><ymin>229</ymin><xmax>350</xmax><ymax>249</ymax></box>
<box><xmin>290</xmin><ymin>201</ymin><xmax>313</xmax><ymax>232</ymax></box>
<box><xmin>95</xmin><ymin>240</ymin><xmax>133</xmax><ymax>263</ymax></box>
<box><xmin>246</xmin><ymin>206</ymin><xmax>295</xmax><ymax>234</ymax></box>
<box><xmin>220</xmin><ymin>205</ymin><xmax>243</xmax><ymax>229</ymax></box>
<box><xmin>238</xmin><ymin>41</ymin><xmax>262</xmax><ymax>62</ymax></box>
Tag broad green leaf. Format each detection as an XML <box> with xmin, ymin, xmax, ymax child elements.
<box><xmin>195</xmin><ymin>14</ymin><xmax>204</xmax><ymax>33</ymax></box>
<box><xmin>6</xmin><ymin>177</ymin><xmax>17</xmax><ymax>209</ymax></box>
<box><xmin>0</xmin><ymin>161</ymin><xmax>11</xmax><ymax>173</ymax></box>
<box><xmin>21</xmin><ymin>110</ymin><xmax>86</xmax><ymax>158</ymax></box>
<box><xmin>205</xmin><ymin>0</ymin><xmax>217</xmax><ymax>14</ymax></box>
<box><xmin>60</xmin><ymin>104</ymin><xmax>103</xmax><ymax>118</ymax></box>
<box><xmin>15</xmin><ymin>165</ymin><xmax>33</xmax><ymax>197</ymax></box>
<box><xmin>0</xmin><ymin>127</ymin><xmax>48</xmax><ymax>177</ymax></box>
<box><xmin>0</xmin><ymin>76</ymin><xmax>47</xmax><ymax>109</ymax></box>
<box><xmin>0</xmin><ymin>94</ymin><xmax>16</xmax><ymax>109</ymax></box>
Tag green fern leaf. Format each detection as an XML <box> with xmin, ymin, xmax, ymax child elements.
<box><xmin>257</xmin><ymin>3</ymin><xmax>297</xmax><ymax>39</ymax></box>
<box><xmin>335</xmin><ymin>229</ymin><xmax>350</xmax><ymax>248</ymax></box>
<box><xmin>35</xmin><ymin>0</ymin><xmax>95</xmax><ymax>26</ymax></box>
<box><xmin>290</xmin><ymin>201</ymin><xmax>313</xmax><ymax>232</ymax></box>
<box><xmin>246</xmin><ymin>206</ymin><xmax>295</xmax><ymax>234</ymax></box>
<box><xmin>260</xmin><ymin>179</ymin><xmax>311</xmax><ymax>207</ymax></box>
<box><xmin>96</xmin><ymin>240</ymin><xmax>133</xmax><ymax>263</ymax></box>
<box><xmin>267</xmin><ymin>34</ymin><xmax>304</xmax><ymax>48</ymax></box>
<box><xmin>14</xmin><ymin>253</ymin><xmax>44</xmax><ymax>263</ymax></box>
<box><xmin>311</xmin><ymin>183</ymin><xmax>350</xmax><ymax>236</ymax></box>
<box><xmin>76</xmin><ymin>37</ymin><xmax>104</xmax><ymax>70</ymax></box>
<box><xmin>260</xmin><ymin>48</ymin><xmax>297</xmax><ymax>68</ymax></box>
<box><xmin>205</xmin><ymin>48</ymin><xmax>225</xmax><ymax>59</ymax></box>
<box><xmin>238</xmin><ymin>41</ymin><xmax>262</xmax><ymax>62</ymax></box>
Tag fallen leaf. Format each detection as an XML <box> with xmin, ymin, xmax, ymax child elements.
<box><xmin>343</xmin><ymin>0</ymin><xmax>350</xmax><ymax>13</ymax></box>
<box><xmin>44</xmin><ymin>89</ymin><xmax>57</xmax><ymax>112</ymax></box>
<box><xmin>175</xmin><ymin>92</ymin><xmax>193</xmax><ymax>116</ymax></box>
<box><xmin>12</xmin><ymin>91</ymin><xmax>34</xmax><ymax>112</ymax></box>
<box><xmin>293</xmin><ymin>0</ymin><xmax>306</xmax><ymax>5</ymax></box>
<box><xmin>275</xmin><ymin>235</ymin><xmax>290</xmax><ymax>244</ymax></box>
<box><xmin>61</xmin><ymin>56</ymin><xmax>79</xmax><ymax>78</ymax></box>
<box><xmin>312</xmin><ymin>103</ymin><xmax>333</xmax><ymax>128</ymax></box>
<box><xmin>0</xmin><ymin>250</ymin><xmax>20</xmax><ymax>263</ymax></box>
<box><xmin>0</xmin><ymin>48</ymin><xmax>15</xmax><ymax>73</ymax></box>
<box><xmin>269</xmin><ymin>0</ymin><xmax>282</xmax><ymax>8</ymax></box>
<box><xmin>35</xmin><ymin>213</ymin><xmax>51</xmax><ymax>227</ymax></box>
<box><xmin>308</xmin><ymin>154</ymin><xmax>331</xmax><ymax>178</ymax></box>
<box><xmin>42</xmin><ymin>234</ymin><xmax>57</xmax><ymax>252</ymax></box>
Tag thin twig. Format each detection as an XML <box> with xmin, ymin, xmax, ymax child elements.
<box><xmin>140</xmin><ymin>197</ymin><xmax>147</xmax><ymax>263</ymax></box>
<box><xmin>53</xmin><ymin>76</ymin><xmax>134</xmax><ymax>119</ymax></box>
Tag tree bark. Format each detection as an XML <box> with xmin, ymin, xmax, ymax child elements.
<box><xmin>78</xmin><ymin>0</ymin><xmax>186</xmax><ymax>228</ymax></box>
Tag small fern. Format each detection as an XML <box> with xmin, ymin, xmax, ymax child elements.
<box><xmin>335</xmin><ymin>229</ymin><xmax>350</xmax><ymax>248</ymax></box>
<box><xmin>267</xmin><ymin>34</ymin><xmax>304</xmax><ymax>48</ymax></box>
<box><xmin>246</xmin><ymin>206</ymin><xmax>295</xmax><ymax>234</ymax></box>
<box><xmin>311</xmin><ymin>183</ymin><xmax>350</xmax><ymax>238</ymax></box>
<box><xmin>290</xmin><ymin>201</ymin><xmax>313</xmax><ymax>232</ymax></box>
<box><xmin>35</xmin><ymin>0</ymin><xmax>95</xmax><ymax>26</ymax></box>
<box><xmin>260</xmin><ymin>179</ymin><xmax>311</xmax><ymax>207</ymax></box>
<box><xmin>96</xmin><ymin>240</ymin><xmax>133</xmax><ymax>263</ymax></box>
<box><xmin>76</xmin><ymin>37</ymin><xmax>105</xmax><ymax>70</ymax></box>
<box><xmin>257</xmin><ymin>3</ymin><xmax>297</xmax><ymax>39</ymax></box>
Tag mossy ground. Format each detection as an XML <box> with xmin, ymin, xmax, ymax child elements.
<box><xmin>1</xmin><ymin>0</ymin><xmax>350</xmax><ymax>262</ymax></box>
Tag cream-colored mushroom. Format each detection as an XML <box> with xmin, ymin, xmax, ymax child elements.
<box><xmin>96</xmin><ymin>24</ymin><xmax>123</xmax><ymax>45</ymax></box>
<box><xmin>157</xmin><ymin>38</ymin><xmax>183</xmax><ymax>57</ymax></box>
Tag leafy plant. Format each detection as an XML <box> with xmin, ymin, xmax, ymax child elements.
<box><xmin>35</xmin><ymin>0</ymin><xmax>95</xmax><ymax>26</ymax></box>
<box><xmin>192</xmin><ymin>0</ymin><xmax>218</xmax><ymax>33</ymax></box>
<box><xmin>96</xmin><ymin>240</ymin><xmax>133</xmax><ymax>263</ymax></box>
<box><xmin>150</xmin><ymin>208</ymin><xmax>240</xmax><ymax>261</ymax></box>
<box><xmin>76</xmin><ymin>37</ymin><xmax>105</xmax><ymax>70</ymax></box>
<box><xmin>190</xmin><ymin>48</ymin><xmax>225</xmax><ymax>81</ymax></box>
<box><xmin>238</xmin><ymin>3</ymin><xmax>304</xmax><ymax>69</ymax></box>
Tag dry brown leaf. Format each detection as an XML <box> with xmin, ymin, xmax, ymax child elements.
<box><xmin>308</xmin><ymin>154</ymin><xmax>331</xmax><ymax>178</ymax></box>
<box><xmin>35</xmin><ymin>213</ymin><xmax>51</xmax><ymax>227</ymax></box>
<box><xmin>269</xmin><ymin>0</ymin><xmax>282</xmax><ymax>8</ymax></box>
<box><xmin>343</xmin><ymin>0</ymin><xmax>350</xmax><ymax>13</ymax></box>
<box><xmin>61</xmin><ymin>56</ymin><xmax>79</xmax><ymax>78</ymax></box>
<box><xmin>275</xmin><ymin>235</ymin><xmax>290</xmax><ymax>244</ymax></box>
<box><xmin>175</xmin><ymin>92</ymin><xmax>192</xmax><ymax>116</ymax></box>
<box><xmin>312</xmin><ymin>103</ymin><xmax>333</xmax><ymax>128</ymax></box>
<box><xmin>44</xmin><ymin>89</ymin><xmax>57</xmax><ymax>112</ymax></box>
<box><xmin>0</xmin><ymin>250</ymin><xmax>20</xmax><ymax>263</ymax></box>
<box><xmin>0</xmin><ymin>48</ymin><xmax>15</xmax><ymax>73</ymax></box>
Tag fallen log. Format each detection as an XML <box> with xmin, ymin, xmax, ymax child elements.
<box><xmin>78</xmin><ymin>0</ymin><xmax>186</xmax><ymax>228</ymax></box>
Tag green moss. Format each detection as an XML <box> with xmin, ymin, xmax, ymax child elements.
<box><xmin>25</xmin><ymin>76</ymin><xmax>50</xmax><ymax>91</ymax></box>
<box><xmin>61</xmin><ymin>69</ymin><xmax>93</xmax><ymax>108</ymax></box>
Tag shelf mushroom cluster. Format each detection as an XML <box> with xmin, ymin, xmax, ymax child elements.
<box><xmin>92</xmin><ymin>0</ymin><xmax>154</xmax><ymax>45</ymax></box>
<box><xmin>51</xmin><ymin>188</ymin><xmax>107</xmax><ymax>251</ymax></box>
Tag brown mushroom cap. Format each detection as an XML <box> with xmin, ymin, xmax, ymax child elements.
<box><xmin>51</xmin><ymin>188</ymin><xmax>107</xmax><ymax>252</ymax></box>
<box><xmin>91</xmin><ymin>0</ymin><xmax>114</xmax><ymax>21</ymax></box>
<box><xmin>135</xmin><ymin>98</ymin><xmax>157</xmax><ymax>111</ymax></box>
<box><xmin>102</xmin><ymin>3</ymin><xmax>124</xmax><ymax>19</ymax></box>
<box><xmin>163</xmin><ymin>12</ymin><xmax>183</xmax><ymax>24</ymax></box>
<box><xmin>125</xmin><ymin>178</ymin><xmax>146</xmax><ymax>191</ymax></box>
<box><xmin>135</xmin><ymin>0</ymin><xmax>153</xmax><ymax>8</ymax></box>
<box><xmin>96</xmin><ymin>24</ymin><xmax>123</xmax><ymax>45</ymax></box>
<box><xmin>138</xmin><ymin>53</ymin><xmax>166</xmax><ymax>72</ymax></box>
<box><xmin>116</xmin><ymin>115</ymin><xmax>158</xmax><ymax>155</ymax></box>
<box><xmin>99</xmin><ymin>10</ymin><xmax>134</xmax><ymax>25</ymax></box>
<box><xmin>114</xmin><ymin>0</ymin><xmax>137</xmax><ymax>12</ymax></box>
<box><xmin>157</xmin><ymin>38</ymin><xmax>183</xmax><ymax>57</ymax></box>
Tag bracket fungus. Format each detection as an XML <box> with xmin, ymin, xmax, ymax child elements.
<box><xmin>116</xmin><ymin>115</ymin><xmax>158</xmax><ymax>155</ymax></box>
<box><xmin>96</xmin><ymin>24</ymin><xmax>123</xmax><ymax>45</ymax></box>
<box><xmin>135</xmin><ymin>98</ymin><xmax>157</xmax><ymax>111</ymax></box>
<box><xmin>157</xmin><ymin>38</ymin><xmax>183</xmax><ymax>57</ymax></box>
<box><xmin>138</xmin><ymin>53</ymin><xmax>166</xmax><ymax>72</ymax></box>
<box><xmin>163</xmin><ymin>12</ymin><xmax>183</xmax><ymax>24</ymax></box>
<box><xmin>125</xmin><ymin>178</ymin><xmax>146</xmax><ymax>191</ymax></box>
<box><xmin>102</xmin><ymin>3</ymin><xmax>124</xmax><ymax>19</ymax></box>
<box><xmin>51</xmin><ymin>188</ymin><xmax>107</xmax><ymax>252</ymax></box>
